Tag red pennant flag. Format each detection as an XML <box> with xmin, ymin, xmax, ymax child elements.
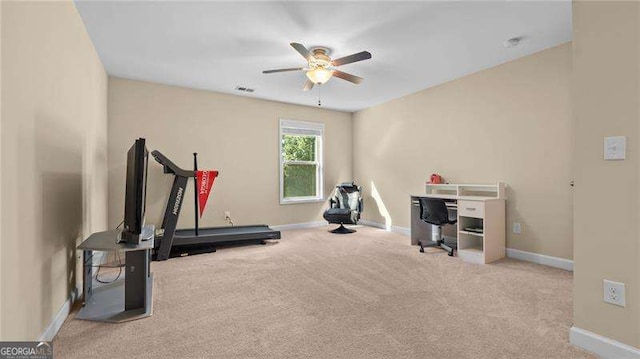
<box><xmin>196</xmin><ymin>170</ymin><xmax>218</xmax><ymax>218</ymax></box>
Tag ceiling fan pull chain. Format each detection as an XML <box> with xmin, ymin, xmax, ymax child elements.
<box><xmin>317</xmin><ymin>85</ymin><xmax>322</xmax><ymax>107</ymax></box>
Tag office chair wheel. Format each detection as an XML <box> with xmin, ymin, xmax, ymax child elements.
<box><xmin>419</xmin><ymin>247</ymin><xmax>424</xmax><ymax>253</ymax></box>
<box><xmin>448</xmin><ymin>250</ymin><xmax>454</xmax><ymax>257</ymax></box>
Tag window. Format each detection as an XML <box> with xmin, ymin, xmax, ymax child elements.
<box><xmin>280</xmin><ymin>119</ymin><xmax>324</xmax><ymax>204</ymax></box>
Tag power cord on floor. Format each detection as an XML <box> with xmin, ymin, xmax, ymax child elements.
<box><xmin>95</xmin><ymin>250</ymin><xmax>123</xmax><ymax>284</ymax></box>
<box><xmin>81</xmin><ymin>219</ymin><xmax>127</xmax><ymax>285</ymax></box>
<box><xmin>94</xmin><ymin>218</ymin><xmax>125</xmax><ymax>284</ymax></box>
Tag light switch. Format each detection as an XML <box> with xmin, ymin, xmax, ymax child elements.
<box><xmin>604</xmin><ymin>136</ymin><xmax>626</xmax><ymax>160</ymax></box>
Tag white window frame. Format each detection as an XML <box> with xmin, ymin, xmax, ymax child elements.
<box><xmin>279</xmin><ymin>119</ymin><xmax>324</xmax><ymax>204</ymax></box>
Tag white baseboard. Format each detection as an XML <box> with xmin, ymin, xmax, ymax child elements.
<box><xmin>39</xmin><ymin>292</ymin><xmax>76</xmax><ymax>342</ymax></box>
<box><xmin>392</xmin><ymin>226</ymin><xmax>410</xmax><ymax>236</ymax></box>
<box><xmin>506</xmin><ymin>248</ymin><xmax>573</xmax><ymax>271</ymax></box>
<box><xmin>359</xmin><ymin>219</ymin><xmax>385</xmax><ymax>229</ymax></box>
<box><xmin>360</xmin><ymin>220</ymin><xmax>573</xmax><ymax>271</ymax></box>
<box><xmin>570</xmin><ymin>326</ymin><xmax>640</xmax><ymax>359</ymax></box>
<box><xmin>359</xmin><ymin>219</ymin><xmax>410</xmax><ymax>236</ymax></box>
<box><xmin>271</xmin><ymin>221</ymin><xmax>326</xmax><ymax>231</ymax></box>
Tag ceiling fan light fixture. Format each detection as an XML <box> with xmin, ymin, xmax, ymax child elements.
<box><xmin>263</xmin><ymin>43</ymin><xmax>371</xmax><ymax>90</ymax></box>
<box><xmin>306</xmin><ymin>68</ymin><xmax>332</xmax><ymax>84</ymax></box>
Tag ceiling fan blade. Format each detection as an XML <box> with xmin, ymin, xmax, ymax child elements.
<box><xmin>303</xmin><ymin>79</ymin><xmax>314</xmax><ymax>91</ymax></box>
<box><xmin>263</xmin><ymin>67</ymin><xmax>304</xmax><ymax>74</ymax></box>
<box><xmin>290</xmin><ymin>42</ymin><xmax>314</xmax><ymax>62</ymax></box>
<box><xmin>332</xmin><ymin>70</ymin><xmax>364</xmax><ymax>84</ymax></box>
<box><xmin>331</xmin><ymin>51</ymin><xmax>372</xmax><ymax>67</ymax></box>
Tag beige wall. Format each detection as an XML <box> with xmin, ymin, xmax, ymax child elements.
<box><xmin>107</xmin><ymin>78</ymin><xmax>352</xmax><ymax>230</ymax></box>
<box><xmin>0</xmin><ymin>1</ymin><xmax>108</xmax><ymax>340</ymax></box>
<box><xmin>4</xmin><ymin>0</ymin><xmax>630</xmax><ymax>346</ymax></box>
<box><xmin>572</xmin><ymin>1</ymin><xmax>640</xmax><ymax>348</ymax></box>
<box><xmin>353</xmin><ymin>43</ymin><xmax>573</xmax><ymax>259</ymax></box>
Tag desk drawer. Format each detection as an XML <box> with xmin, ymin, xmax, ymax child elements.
<box><xmin>458</xmin><ymin>200</ymin><xmax>484</xmax><ymax>218</ymax></box>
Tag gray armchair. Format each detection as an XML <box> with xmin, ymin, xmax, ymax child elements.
<box><xmin>323</xmin><ymin>182</ymin><xmax>363</xmax><ymax>234</ymax></box>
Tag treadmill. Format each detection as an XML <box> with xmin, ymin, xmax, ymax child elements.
<box><xmin>151</xmin><ymin>150</ymin><xmax>281</xmax><ymax>260</ymax></box>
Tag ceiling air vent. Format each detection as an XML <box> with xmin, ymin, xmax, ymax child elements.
<box><xmin>235</xmin><ymin>86</ymin><xmax>255</xmax><ymax>93</ymax></box>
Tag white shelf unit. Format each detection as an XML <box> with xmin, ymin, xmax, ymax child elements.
<box><xmin>458</xmin><ymin>230</ymin><xmax>484</xmax><ymax>237</ymax></box>
<box><xmin>456</xmin><ymin>199</ymin><xmax>506</xmax><ymax>264</ymax></box>
<box><xmin>425</xmin><ymin>182</ymin><xmax>506</xmax><ymax>200</ymax></box>
<box><xmin>416</xmin><ymin>182</ymin><xmax>506</xmax><ymax>265</ymax></box>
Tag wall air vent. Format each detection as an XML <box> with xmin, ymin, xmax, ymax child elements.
<box><xmin>235</xmin><ymin>86</ymin><xmax>255</xmax><ymax>93</ymax></box>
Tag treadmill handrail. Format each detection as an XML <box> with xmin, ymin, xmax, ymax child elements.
<box><xmin>151</xmin><ymin>150</ymin><xmax>194</xmax><ymax>178</ymax></box>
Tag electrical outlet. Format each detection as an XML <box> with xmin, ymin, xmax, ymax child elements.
<box><xmin>513</xmin><ymin>222</ymin><xmax>521</xmax><ymax>234</ymax></box>
<box><xmin>224</xmin><ymin>211</ymin><xmax>233</xmax><ymax>226</ymax></box>
<box><xmin>603</xmin><ymin>279</ymin><xmax>625</xmax><ymax>307</ymax></box>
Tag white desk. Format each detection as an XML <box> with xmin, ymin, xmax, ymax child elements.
<box><xmin>412</xmin><ymin>183</ymin><xmax>506</xmax><ymax>264</ymax></box>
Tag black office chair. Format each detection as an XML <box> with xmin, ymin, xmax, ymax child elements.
<box><xmin>418</xmin><ymin>198</ymin><xmax>457</xmax><ymax>256</ymax></box>
<box><xmin>323</xmin><ymin>182</ymin><xmax>363</xmax><ymax>234</ymax></box>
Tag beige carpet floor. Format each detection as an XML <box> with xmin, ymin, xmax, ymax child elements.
<box><xmin>54</xmin><ymin>226</ymin><xmax>594</xmax><ymax>359</ymax></box>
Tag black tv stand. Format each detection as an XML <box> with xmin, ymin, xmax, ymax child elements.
<box><xmin>76</xmin><ymin>225</ymin><xmax>154</xmax><ymax>323</ymax></box>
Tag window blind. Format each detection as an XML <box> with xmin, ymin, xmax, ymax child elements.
<box><xmin>281</xmin><ymin>119</ymin><xmax>324</xmax><ymax>137</ymax></box>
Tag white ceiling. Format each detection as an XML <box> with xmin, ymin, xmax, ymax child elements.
<box><xmin>75</xmin><ymin>1</ymin><xmax>572</xmax><ymax>112</ymax></box>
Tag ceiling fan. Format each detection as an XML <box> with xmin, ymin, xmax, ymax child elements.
<box><xmin>263</xmin><ymin>42</ymin><xmax>372</xmax><ymax>91</ymax></box>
